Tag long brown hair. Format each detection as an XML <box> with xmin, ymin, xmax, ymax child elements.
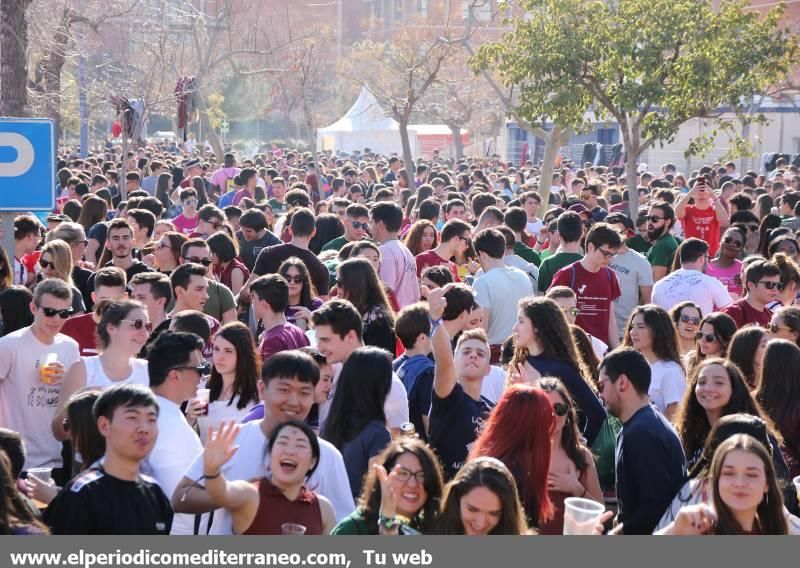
<box><xmin>208</xmin><ymin>322</ymin><xmax>261</xmax><ymax>410</ymax></box>
<box><xmin>569</xmin><ymin>325</ymin><xmax>600</xmax><ymax>386</ymax></box>
<box><xmin>689</xmin><ymin>312</ymin><xmax>737</xmax><ymax>374</ymax></box>
<box><xmin>337</xmin><ymin>258</ymin><xmax>395</xmax><ymax>322</ymax></box>
<box><xmin>65</xmin><ymin>390</ymin><xmax>105</xmax><ymax>473</ymax></box>
<box><xmin>755</xmin><ymin>339</ymin><xmax>800</xmax><ymax>443</ymax></box>
<box><xmin>278</xmin><ymin>257</ymin><xmax>318</xmax><ymax>309</ymax></box>
<box><xmin>404</xmin><ymin>220</ymin><xmax>439</xmax><ymax>256</ymax></box>
<box><xmin>623</xmin><ymin>304</ymin><xmax>684</xmax><ymax>369</ymax></box>
<box><xmin>711</xmin><ymin>434</ymin><xmax>788</xmax><ymax>535</ymax></box>
<box><xmin>725</xmin><ymin>325</ymin><xmax>767</xmax><ymax>389</ymax></box>
<box><xmin>0</xmin><ymin>452</ymin><xmax>48</xmax><ymax>534</ymax></box>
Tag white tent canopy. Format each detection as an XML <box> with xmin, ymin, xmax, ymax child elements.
<box><xmin>317</xmin><ymin>87</ymin><xmax>409</xmax><ymax>156</ymax></box>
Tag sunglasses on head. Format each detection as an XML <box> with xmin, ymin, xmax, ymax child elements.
<box><xmin>41</xmin><ymin>306</ymin><xmax>74</xmax><ymax>319</ymax></box>
<box><xmin>38</xmin><ymin>258</ymin><xmax>54</xmax><ymax>269</ymax></box>
<box><xmin>186</xmin><ymin>257</ymin><xmax>212</xmax><ymax>267</ymax></box>
<box><xmin>696</xmin><ymin>332</ymin><xmax>717</xmax><ymax>343</ymax></box>
<box><xmin>680</xmin><ymin>314</ymin><xmax>701</xmax><ymax>325</ymax></box>
<box><xmin>121</xmin><ymin>319</ymin><xmax>153</xmax><ymax>332</ymax></box>
<box><xmin>351</xmin><ymin>221</ymin><xmax>369</xmax><ymax>231</ymax></box>
<box><xmin>553</xmin><ymin>402</ymin><xmax>569</xmax><ymax>417</ymax></box>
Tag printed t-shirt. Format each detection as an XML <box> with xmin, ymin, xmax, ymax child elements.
<box><xmin>683</xmin><ymin>205</ymin><xmax>721</xmax><ymax>257</ymax></box>
<box><xmin>415</xmin><ymin>250</ymin><xmax>460</xmax><ymax>281</ymax></box>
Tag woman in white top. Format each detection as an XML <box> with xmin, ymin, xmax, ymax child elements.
<box><xmin>196</xmin><ymin>321</ymin><xmax>261</xmax><ymax>444</ymax></box>
<box><xmin>52</xmin><ymin>300</ymin><xmax>151</xmax><ymax>440</ymax></box>
<box><xmin>623</xmin><ymin>304</ymin><xmax>686</xmax><ymax>422</ymax></box>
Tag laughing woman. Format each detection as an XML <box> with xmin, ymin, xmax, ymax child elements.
<box><xmin>203</xmin><ymin>420</ymin><xmax>336</xmax><ymax>535</ymax></box>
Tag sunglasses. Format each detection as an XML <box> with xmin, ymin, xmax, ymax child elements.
<box><xmin>121</xmin><ymin>319</ymin><xmax>153</xmax><ymax>332</ymax></box>
<box><xmin>680</xmin><ymin>314</ymin><xmax>701</xmax><ymax>325</ymax></box>
<box><xmin>186</xmin><ymin>257</ymin><xmax>213</xmax><ymax>267</ymax></box>
<box><xmin>561</xmin><ymin>307</ymin><xmax>580</xmax><ymax>317</ymax></box>
<box><xmin>351</xmin><ymin>221</ymin><xmax>369</xmax><ymax>231</ymax></box>
<box><xmin>38</xmin><ymin>258</ymin><xmax>54</xmax><ymax>269</ymax></box>
<box><xmin>41</xmin><ymin>306</ymin><xmax>74</xmax><ymax>319</ymax></box>
<box><xmin>170</xmin><ymin>362</ymin><xmax>212</xmax><ymax>375</ymax></box>
<box><xmin>723</xmin><ymin>237</ymin><xmax>743</xmax><ymax>249</ymax></box>
<box><xmin>553</xmin><ymin>402</ymin><xmax>569</xmax><ymax>417</ymax></box>
<box><xmin>696</xmin><ymin>332</ymin><xmax>717</xmax><ymax>343</ymax></box>
<box><xmin>757</xmin><ymin>281</ymin><xmax>783</xmax><ymax>290</ymax></box>
<box><xmin>646</xmin><ymin>215</ymin><xmax>665</xmax><ymax>223</ymax></box>
<box><xmin>769</xmin><ymin>323</ymin><xmax>793</xmax><ymax>334</ymax></box>
<box><xmin>284</xmin><ymin>275</ymin><xmax>303</xmax><ymax>284</ymax></box>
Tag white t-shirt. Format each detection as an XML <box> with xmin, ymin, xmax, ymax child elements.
<box><xmin>197</xmin><ymin>394</ymin><xmax>258</xmax><ymax>445</ymax></box>
<box><xmin>0</xmin><ymin>327</ymin><xmax>80</xmax><ymax>469</ymax></box>
<box><xmin>481</xmin><ymin>366</ymin><xmax>507</xmax><ymax>404</ymax></box>
<box><xmin>83</xmin><ymin>356</ymin><xmax>150</xmax><ymax>389</ymax></box>
<box><xmin>648</xmin><ymin>360</ymin><xmax>687</xmax><ymax>413</ymax></box>
<box><xmin>183</xmin><ymin>420</ymin><xmax>355</xmax><ymax>534</ymax></box>
<box><xmin>652</xmin><ymin>268</ymin><xmax>733</xmax><ymax>317</ymax></box>
<box><xmin>609</xmin><ymin>249</ymin><xmax>654</xmax><ymax>334</ymax></box>
<box><xmin>378</xmin><ymin>239</ymin><xmax>420</xmax><ymax>309</ymax></box>
<box><xmin>473</xmin><ymin>265</ymin><xmax>534</xmax><ymax>344</ymax></box>
<box><xmin>145</xmin><ymin>395</ymin><xmax>205</xmax><ymax>535</ymax></box>
<box><xmin>526</xmin><ymin>218</ymin><xmax>543</xmax><ymax>235</ymax></box>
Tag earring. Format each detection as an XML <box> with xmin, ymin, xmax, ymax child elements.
<box><xmin>764</xmin><ymin>491</ymin><xmax>769</xmax><ymax>505</ymax></box>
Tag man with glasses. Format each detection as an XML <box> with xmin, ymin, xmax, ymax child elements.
<box><xmin>597</xmin><ymin>348</ymin><xmax>686</xmax><ymax>535</ymax></box>
<box><xmin>415</xmin><ymin>219</ymin><xmax>471</xmax><ymax>282</ymax></box>
<box><xmin>0</xmin><ymin>279</ymin><xmax>79</xmax><ymax>484</ymax></box>
<box><xmin>550</xmin><ymin>223</ymin><xmax>622</xmax><ymax>348</ymax></box>
<box><xmin>172</xmin><ymin>188</ymin><xmax>200</xmax><ymax>235</ymax></box>
<box><xmin>580</xmin><ymin>183</ymin><xmax>608</xmax><ymax>222</ymax></box>
<box><xmin>178</xmin><ymin>240</ymin><xmax>237</xmax><ymax>324</ymax></box>
<box><xmin>675</xmin><ymin>176</ymin><xmax>728</xmax><ymax>257</ymax></box>
<box><xmin>651</xmin><ymin>238</ymin><xmax>731</xmax><ymax>316</ymax></box>
<box><xmin>722</xmin><ymin>259</ymin><xmax>782</xmax><ymax>328</ymax></box>
<box><xmin>321</xmin><ymin>203</ymin><xmax>371</xmax><ymax>252</ymax></box>
<box><xmin>645</xmin><ymin>201</ymin><xmax>680</xmax><ymax>282</ymax></box>
<box><xmin>144</xmin><ymin>331</ymin><xmax>208</xmax><ymax>535</ymax></box>
<box><xmin>189</xmin><ymin>204</ymin><xmax>226</xmax><ymax>240</ymax></box>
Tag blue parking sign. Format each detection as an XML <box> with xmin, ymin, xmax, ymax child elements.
<box><xmin>0</xmin><ymin>118</ymin><xmax>56</xmax><ymax>211</ymax></box>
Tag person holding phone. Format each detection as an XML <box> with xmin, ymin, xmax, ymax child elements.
<box><xmin>675</xmin><ymin>176</ymin><xmax>729</xmax><ymax>257</ymax></box>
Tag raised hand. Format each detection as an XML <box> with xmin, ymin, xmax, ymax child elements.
<box><xmin>671</xmin><ymin>504</ymin><xmax>717</xmax><ymax>535</ymax></box>
<box><xmin>426</xmin><ymin>286</ymin><xmax>448</xmax><ymax>321</ymax></box>
<box><xmin>203</xmin><ymin>420</ymin><xmax>240</xmax><ymax>476</ymax></box>
<box><xmin>375</xmin><ymin>464</ymin><xmax>398</xmax><ymax>520</ymax></box>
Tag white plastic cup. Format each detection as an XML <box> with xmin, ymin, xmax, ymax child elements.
<box><xmin>281</xmin><ymin>523</ymin><xmax>307</xmax><ymax>536</ymax></box>
<box><xmin>195</xmin><ymin>388</ymin><xmax>211</xmax><ymax>416</ymax></box>
<box><xmin>27</xmin><ymin>467</ymin><xmax>52</xmax><ymax>484</ymax></box>
<box><xmin>563</xmin><ymin>497</ymin><xmax>605</xmax><ymax>535</ymax></box>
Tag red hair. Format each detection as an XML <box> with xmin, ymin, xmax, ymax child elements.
<box><xmin>469</xmin><ymin>384</ymin><xmax>555</xmax><ymax>525</ymax></box>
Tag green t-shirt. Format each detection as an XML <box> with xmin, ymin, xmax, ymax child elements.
<box><xmin>204</xmin><ymin>279</ymin><xmax>236</xmax><ymax>321</ymax></box>
<box><xmin>538</xmin><ymin>251</ymin><xmax>584</xmax><ymax>292</ymax></box>
<box><xmin>331</xmin><ymin>511</ymin><xmax>418</xmax><ymax>535</ymax></box>
<box><xmin>646</xmin><ymin>234</ymin><xmax>680</xmax><ymax>268</ymax></box>
<box><xmin>540</xmin><ymin>249</ymin><xmax>552</xmax><ymax>260</ymax></box>
<box><xmin>626</xmin><ymin>234</ymin><xmax>650</xmax><ymax>254</ymax></box>
<box><xmin>321</xmin><ymin>235</ymin><xmax>350</xmax><ymax>252</ymax></box>
<box><xmin>267</xmin><ymin>198</ymin><xmax>288</xmax><ymax>216</ymax></box>
<box><xmin>513</xmin><ymin>241</ymin><xmax>541</xmax><ymax>267</ymax></box>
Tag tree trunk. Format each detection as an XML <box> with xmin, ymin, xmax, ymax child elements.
<box><xmin>449</xmin><ymin>124</ymin><xmax>464</xmax><ymax>160</ymax></box>
<box><xmin>398</xmin><ymin>114</ymin><xmax>414</xmax><ymax>173</ymax></box>
<box><xmin>0</xmin><ymin>0</ymin><xmax>33</xmax><ymax>117</ymax></box>
<box><xmin>194</xmin><ymin>89</ymin><xmax>224</xmax><ymax>159</ymax></box>
<box><xmin>621</xmin><ymin>122</ymin><xmax>640</xmax><ymax>218</ymax></box>
<box><xmin>538</xmin><ymin>125</ymin><xmax>570</xmax><ymax>208</ymax></box>
<box><xmin>32</xmin><ymin>21</ymin><xmax>69</xmax><ymax>140</ymax></box>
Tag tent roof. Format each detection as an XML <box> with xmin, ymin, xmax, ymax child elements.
<box><xmin>319</xmin><ymin>87</ymin><xmax>399</xmax><ymax>132</ymax></box>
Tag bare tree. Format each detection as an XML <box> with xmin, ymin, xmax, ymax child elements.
<box><xmin>0</xmin><ymin>0</ymin><xmax>33</xmax><ymax>117</ymax></box>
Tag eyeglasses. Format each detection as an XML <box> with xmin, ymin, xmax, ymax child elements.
<box><xmin>722</xmin><ymin>237</ymin><xmax>743</xmax><ymax>249</ymax></box>
<box><xmin>597</xmin><ymin>378</ymin><xmax>613</xmax><ymax>394</ymax></box>
<box><xmin>680</xmin><ymin>315</ymin><xmax>701</xmax><ymax>325</ymax></box>
<box><xmin>207</xmin><ymin>219</ymin><xmax>222</xmax><ymax>229</ymax></box>
<box><xmin>41</xmin><ymin>306</ymin><xmax>74</xmax><ymax>319</ymax></box>
<box><xmin>696</xmin><ymin>332</ymin><xmax>717</xmax><ymax>343</ymax></box>
<box><xmin>284</xmin><ymin>275</ymin><xmax>303</xmax><ymax>284</ymax></box>
<box><xmin>646</xmin><ymin>215</ymin><xmax>664</xmax><ymax>223</ymax></box>
<box><xmin>553</xmin><ymin>402</ymin><xmax>569</xmax><ymax>417</ymax></box>
<box><xmin>186</xmin><ymin>257</ymin><xmax>213</xmax><ymax>267</ymax></box>
<box><xmin>393</xmin><ymin>466</ymin><xmax>425</xmax><ymax>484</ymax></box>
<box><xmin>121</xmin><ymin>319</ymin><xmax>153</xmax><ymax>333</ymax></box>
<box><xmin>757</xmin><ymin>280</ymin><xmax>784</xmax><ymax>290</ymax></box>
<box><xmin>458</xmin><ymin>234</ymin><xmax>472</xmax><ymax>243</ymax></box>
<box><xmin>596</xmin><ymin>247</ymin><xmax>616</xmax><ymax>259</ymax></box>
<box><xmin>351</xmin><ymin>221</ymin><xmax>369</xmax><ymax>231</ymax></box>
<box><xmin>561</xmin><ymin>307</ymin><xmax>580</xmax><ymax>317</ymax></box>
<box><xmin>38</xmin><ymin>258</ymin><xmax>54</xmax><ymax>269</ymax></box>
<box><xmin>183</xmin><ymin>199</ymin><xmax>198</xmax><ymax>206</ymax></box>
<box><xmin>769</xmin><ymin>322</ymin><xmax>793</xmax><ymax>334</ymax></box>
<box><xmin>169</xmin><ymin>362</ymin><xmax>211</xmax><ymax>376</ymax></box>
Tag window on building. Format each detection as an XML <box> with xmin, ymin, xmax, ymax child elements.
<box><xmin>417</xmin><ymin>0</ymin><xmax>428</xmax><ymax>18</ymax></box>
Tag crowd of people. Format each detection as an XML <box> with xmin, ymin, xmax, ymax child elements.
<box><xmin>0</xmin><ymin>143</ymin><xmax>799</xmax><ymax>536</ymax></box>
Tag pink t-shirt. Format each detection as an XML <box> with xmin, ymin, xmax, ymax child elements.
<box><xmin>210</xmin><ymin>167</ymin><xmax>240</xmax><ymax>194</ymax></box>
<box><xmin>379</xmin><ymin>239</ymin><xmax>421</xmax><ymax>309</ymax></box>
<box><xmin>705</xmin><ymin>260</ymin><xmax>743</xmax><ymax>299</ymax></box>
<box><xmin>172</xmin><ymin>213</ymin><xmax>199</xmax><ymax>235</ymax></box>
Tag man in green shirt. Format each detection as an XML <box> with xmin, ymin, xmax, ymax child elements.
<box><xmin>503</xmin><ymin>207</ymin><xmax>540</xmax><ymax>267</ymax></box>
<box><xmin>625</xmin><ymin>211</ymin><xmax>651</xmax><ymax>254</ymax></box>
<box><xmin>266</xmin><ymin>177</ymin><xmax>288</xmax><ymax>216</ymax></box>
<box><xmin>645</xmin><ymin>201</ymin><xmax>680</xmax><ymax>282</ymax></box>
<box><xmin>538</xmin><ymin>211</ymin><xmax>584</xmax><ymax>292</ymax></box>
<box><xmin>321</xmin><ymin>203</ymin><xmax>371</xmax><ymax>252</ymax></box>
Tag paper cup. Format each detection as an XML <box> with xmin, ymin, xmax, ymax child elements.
<box><xmin>563</xmin><ymin>497</ymin><xmax>605</xmax><ymax>535</ymax></box>
<box><xmin>27</xmin><ymin>467</ymin><xmax>52</xmax><ymax>484</ymax></box>
<box><xmin>281</xmin><ymin>523</ymin><xmax>307</xmax><ymax>536</ymax></box>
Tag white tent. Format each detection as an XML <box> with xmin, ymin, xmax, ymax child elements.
<box><xmin>317</xmin><ymin>87</ymin><xmax>408</xmax><ymax>155</ymax></box>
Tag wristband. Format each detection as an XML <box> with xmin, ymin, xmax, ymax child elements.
<box><xmin>428</xmin><ymin>316</ymin><xmax>442</xmax><ymax>337</ymax></box>
<box><xmin>203</xmin><ymin>471</ymin><xmax>222</xmax><ymax>480</ymax></box>
<box><xmin>378</xmin><ymin>515</ymin><xmax>399</xmax><ymax>531</ymax></box>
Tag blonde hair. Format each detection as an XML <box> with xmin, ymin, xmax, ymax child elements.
<box><xmin>40</xmin><ymin>239</ymin><xmax>74</xmax><ymax>286</ymax></box>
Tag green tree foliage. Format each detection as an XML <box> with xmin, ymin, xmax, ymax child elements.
<box><xmin>473</xmin><ymin>0</ymin><xmax>797</xmax><ymax>216</ymax></box>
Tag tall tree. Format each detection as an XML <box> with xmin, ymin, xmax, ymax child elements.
<box><xmin>0</xmin><ymin>0</ymin><xmax>33</xmax><ymax>117</ymax></box>
<box><xmin>473</xmin><ymin>0</ymin><xmax>797</xmax><ymax>217</ymax></box>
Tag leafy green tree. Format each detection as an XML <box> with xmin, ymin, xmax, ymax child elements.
<box><xmin>473</xmin><ymin>0</ymin><xmax>797</xmax><ymax>217</ymax></box>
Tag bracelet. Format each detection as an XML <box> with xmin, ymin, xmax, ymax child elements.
<box><xmin>378</xmin><ymin>515</ymin><xmax>399</xmax><ymax>531</ymax></box>
<box><xmin>428</xmin><ymin>316</ymin><xmax>442</xmax><ymax>337</ymax></box>
<box><xmin>203</xmin><ymin>471</ymin><xmax>222</xmax><ymax>480</ymax></box>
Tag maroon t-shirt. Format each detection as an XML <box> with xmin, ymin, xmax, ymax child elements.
<box><xmin>60</xmin><ymin>313</ymin><xmax>98</xmax><ymax>356</ymax></box>
<box><xmin>414</xmin><ymin>250</ymin><xmax>460</xmax><ymax>281</ymax></box>
<box><xmin>550</xmin><ymin>261</ymin><xmax>621</xmax><ymax>344</ymax></box>
<box><xmin>721</xmin><ymin>298</ymin><xmax>772</xmax><ymax>329</ymax></box>
<box><xmin>259</xmin><ymin>323</ymin><xmax>310</xmax><ymax>361</ymax></box>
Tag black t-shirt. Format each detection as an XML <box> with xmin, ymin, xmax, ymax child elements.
<box><xmin>428</xmin><ymin>382</ymin><xmax>495</xmax><ymax>479</ymax></box>
<box><xmin>236</xmin><ymin>230</ymin><xmax>281</xmax><ymax>272</ymax></box>
<box><xmin>43</xmin><ymin>467</ymin><xmax>173</xmax><ymax>535</ymax></box>
<box><xmin>138</xmin><ymin>318</ymin><xmax>171</xmax><ymax>358</ymax></box>
<box><xmin>87</xmin><ymin>223</ymin><xmax>108</xmax><ymax>264</ymax></box>
<box><xmin>72</xmin><ymin>265</ymin><xmax>94</xmax><ymax>309</ymax></box>
<box><xmin>253</xmin><ymin>243</ymin><xmax>330</xmax><ymax>295</ymax></box>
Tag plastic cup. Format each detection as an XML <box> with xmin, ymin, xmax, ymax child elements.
<box><xmin>40</xmin><ymin>353</ymin><xmax>58</xmax><ymax>384</ymax></box>
<box><xmin>563</xmin><ymin>497</ymin><xmax>605</xmax><ymax>535</ymax></box>
<box><xmin>793</xmin><ymin>476</ymin><xmax>800</xmax><ymax>506</ymax></box>
<box><xmin>196</xmin><ymin>388</ymin><xmax>211</xmax><ymax>416</ymax></box>
<box><xmin>281</xmin><ymin>523</ymin><xmax>307</xmax><ymax>536</ymax></box>
<box><xmin>27</xmin><ymin>467</ymin><xmax>52</xmax><ymax>484</ymax></box>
